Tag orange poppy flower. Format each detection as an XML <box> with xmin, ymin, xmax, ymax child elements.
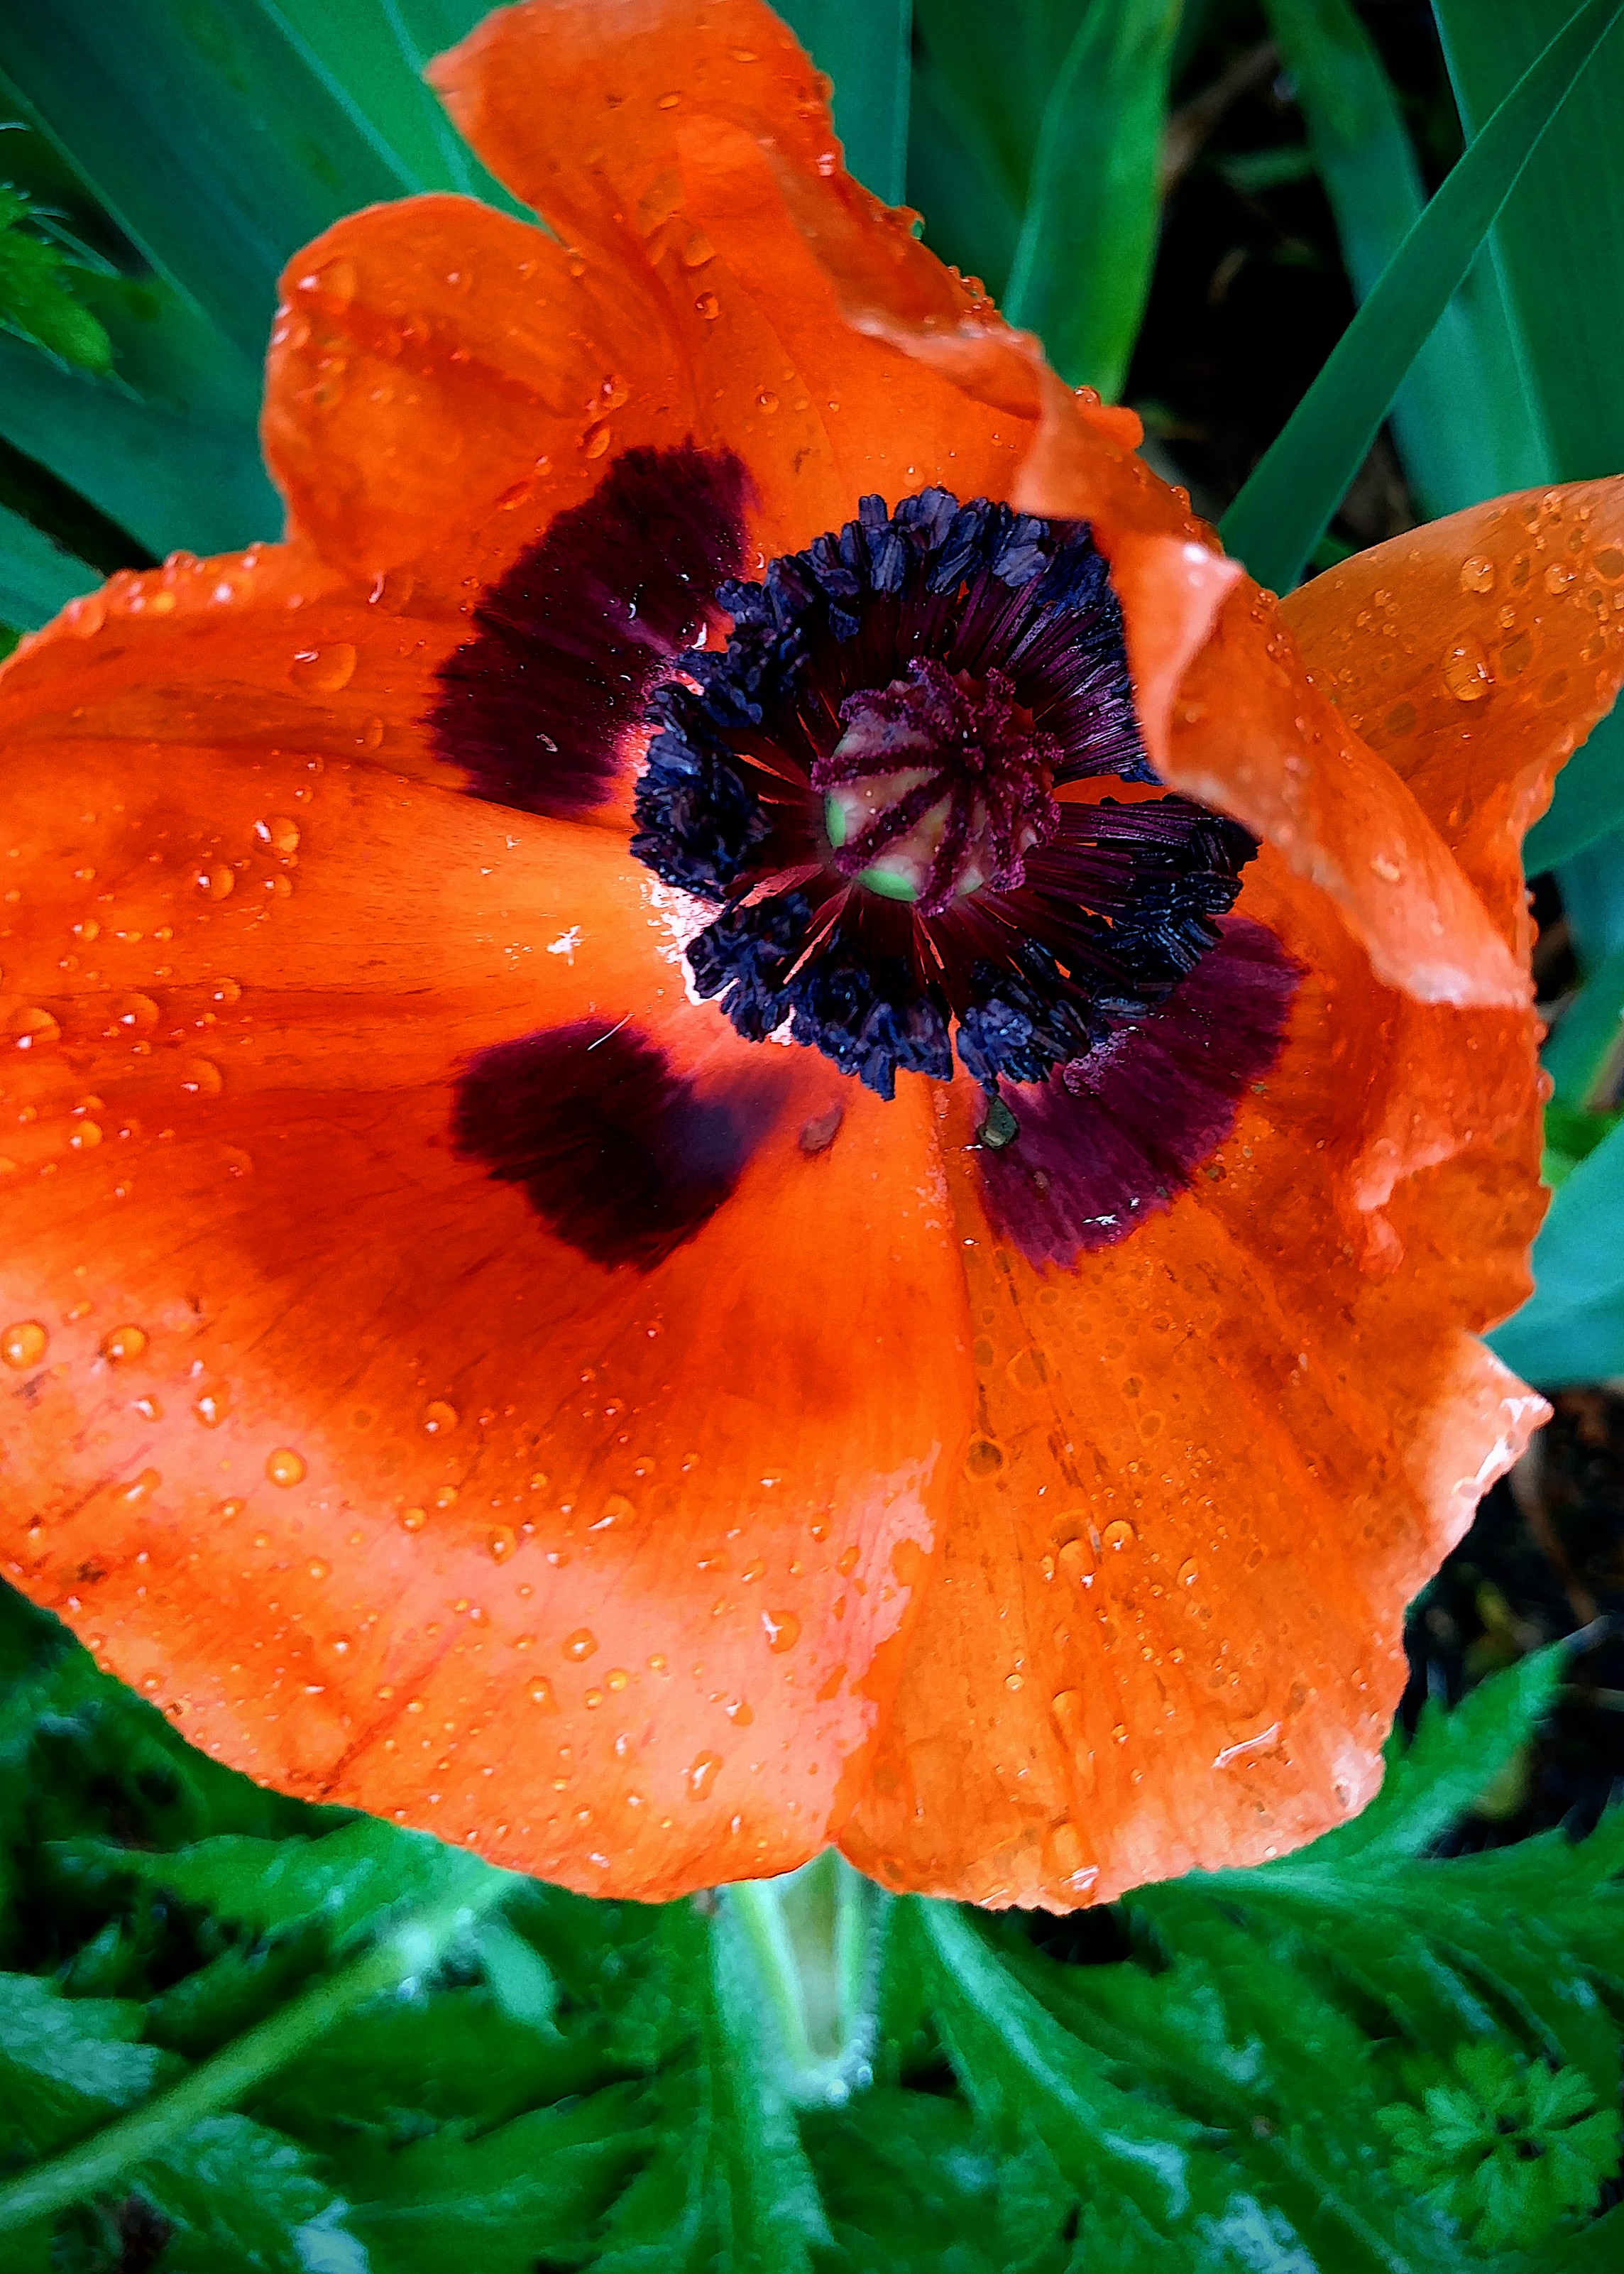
<box><xmin>2</xmin><ymin>0</ymin><xmax>1622</xmax><ymax>1912</ymax></box>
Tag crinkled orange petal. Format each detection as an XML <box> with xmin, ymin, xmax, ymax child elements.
<box><xmin>427</xmin><ymin>0</ymin><xmax>1031</xmax><ymax>554</ymax></box>
<box><xmin>837</xmin><ymin>852</ymin><xmax>1547</xmax><ymax>1908</ymax></box>
<box><xmin>1281</xmin><ymin>479</ymin><xmax>1624</xmax><ymax>930</ymax></box>
<box><xmin>0</xmin><ymin>606</ymin><xmax>974</xmax><ymax>1899</ymax></box>
<box><xmin>1284</xmin><ymin>481</ymin><xmax>1624</xmax><ymax>1239</ymax></box>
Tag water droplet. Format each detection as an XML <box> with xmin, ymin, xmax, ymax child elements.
<box><xmin>307</xmin><ymin>1557</ymin><xmax>330</xmax><ymax>1580</ymax></box>
<box><xmin>762</xmin><ymin>1609</ymin><xmax>800</xmax><ymax>1653</ymax></box>
<box><xmin>686</xmin><ymin>1750</ymin><xmax>722</xmax><ymax>1800</ymax></box>
<box><xmin>400</xmin><ymin>1506</ymin><xmax>427</xmax><ymax>1531</ymax></box>
<box><xmin>836</xmin><ymin>1543</ymin><xmax>860</xmax><ymax>1576</ymax></box>
<box><xmin>607</xmin><ymin>1668</ymin><xmax>629</xmax><ymax>1692</ymax></box>
<box><xmin>694</xmin><ymin>291</ymin><xmax>720</xmax><ymax>319</ymax></box>
<box><xmin>131</xmin><ymin>1394</ymin><xmax>162</xmax><ymax>1421</ymax></box>
<box><xmin>1545</xmin><ymin>562</ymin><xmax>1576</xmax><ymax>595</ymax></box>
<box><xmin>1369</xmin><ymin>852</ymin><xmax>1403</xmax><ymax>883</ymax></box>
<box><xmin>193</xmin><ymin>1389</ymin><xmax>228</xmax><ymax>1428</ymax></box>
<box><xmin>112</xmin><ymin>993</ymin><xmax>159</xmax><ymax>1030</ymax></box>
<box><xmin>182</xmin><ymin>1060</ymin><xmax>223</xmax><ymax>1098</ymax></box>
<box><xmin>1051</xmin><ymin>1688</ymin><xmax>1085</xmax><ymax>1742</ymax></box>
<box><xmin>301</xmin><ymin>255</ymin><xmax>357</xmax><ymax>306</ymax></box>
<box><xmin>488</xmin><ymin>1527</ymin><xmax>516</xmax><ymax>1562</ymax></box>
<box><xmin>267</xmin><ymin>1447</ymin><xmax>307</xmax><ymax>1488</ymax></box>
<box><xmin>656</xmin><ymin>89</ymin><xmax>681</xmax><ymax>107</ymax></box>
<box><xmin>1</xmin><ymin>1321</ymin><xmax>48</xmax><ymax>1370</ymax></box>
<box><xmin>255</xmin><ymin>815</ymin><xmax>301</xmax><ymax>853</ymax></box>
<box><xmin>529</xmin><ymin>1678</ymin><xmax>558</xmax><ymax>1709</ymax></box>
<box><xmin>210</xmin><ymin>977</ymin><xmax>243</xmax><ymax>1006</ymax></box>
<box><xmin>756</xmin><ymin>390</ymin><xmax>779</xmax><ymax>412</ymax></box>
<box><xmin>1005</xmin><ymin>1672</ymin><xmax>1024</xmax><ymax>1691</ymax></box>
<box><xmin>1102</xmin><ymin>1518</ymin><xmax>1137</xmax><ymax>1551</ymax></box>
<box><xmin>1459</xmin><ymin>555</ymin><xmax>1496</xmax><ymax>595</ymax></box>
<box><xmin>214</xmin><ymin>1497</ymin><xmax>244</xmax><ymax>1521</ymax></box>
<box><xmin>1441</xmin><ymin>634</ymin><xmax>1492</xmax><ymax>702</ymax></box>
<box><xmin>1178</xmin><ymin>1558</ymin><xmax>1199</xmax><ymax>1587</ymax></box>
<box><xmin>101</xmin><ymin>1325</ymin><xmax>148</xmax><ymax>1364</ymax></box>
<box><xmin>11</xmin><ymin>1009</ymin><xmax>61</xmax><ymax>1049</ymax></box>
<box><xmin>290</xmin><ymin>643</ymin><xmax>357</xmax><ymax>694</ymax></box>
<box><xmin>564</xmin><ymin>1628</ymin><xmax>598</xmax><ymax>1661</ymax></box>
<box><xmin>119</xmin><ymin>1467</ymin><xmax>161</xmax><ymax>1507</ymax></box>
<box><xmin>194</xmin><ymin>864</ymin><xmax>234</xmax><ymax>900</ymax></box>
<box><xmin>421</xmin><ymin>1399</ymin><xmax>459</xmax><ymax>1435</ymax></box>
<box><xmin>69</xmin><ymin>1122</ymin><xmax>102</xmax><ymax>1150</ymax></box>
<box><xmin>964</xmin><ymin>1438</ymin><xmax>1003</xmax><ymax>1477</ymax></box>
<box><xmin>581</xmin><ymin>422</ymin><xmax>612</xmax><ymax>459</ymax></box>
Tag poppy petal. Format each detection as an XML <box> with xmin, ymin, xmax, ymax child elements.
<box><xmin>836</xmin><ymin>866</ymin><xmax>1547</xmax><ymax>1908</ymax></box>
<box><xmin>0</xmin><ymin>692</ymin><xmax>976</xmax><ymax>1901</ymax></box>
<box><xmin>427</xmin><ymin>0</ymin><xmax>1031</xmax><ymax>552</ymax></box>
<box><xmin>1280</xmin><ymin>477</ymin><xmax>1624</xmax><ymax>926</ymax></box>
<box><xmin>264</xmin><ymin>193</ymin><xmax>676</xmax><ymax>591</ymax></box>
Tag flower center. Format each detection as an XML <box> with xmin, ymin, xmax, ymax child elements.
<box><xmin>633</xmin><ymin>487</ymin><xmax>1257</xmax><ymax>1103</ymax></box>
<box><xmin>817</xmin><ymin>660</ymin><xmax>1062</xmax><ymax>915</ymax></box>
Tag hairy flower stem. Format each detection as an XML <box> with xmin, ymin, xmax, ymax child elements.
<box><xmin>723</xmin><ymin>1851</ymin><xmax>889</xmax><ymax>2106</ymax></box>
<box><xmin>0</xmin><ymin>1875</ymin><xmax>516</xmax><ymax>2234</ymax></box>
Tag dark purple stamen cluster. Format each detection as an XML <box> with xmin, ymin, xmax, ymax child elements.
<box><xmin>634</xmin><ymin>487</ymin><xmax>1257</xmax><ymax>1100</ymax></box>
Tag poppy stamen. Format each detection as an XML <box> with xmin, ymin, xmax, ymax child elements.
<box><xmin>632</xmin><ymin>482</ymin><xmax>1261</xmax><ymax>1103</ymax></box>
<box><xmin>817</xmin><ymin>660</ymin><xmax>1063</xmax><ymax>915</ymax></box>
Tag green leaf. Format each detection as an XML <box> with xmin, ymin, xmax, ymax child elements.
<box><xmin>1003</xmin><ymin>0</ymin><xmax>1185</xmax><ymax>398</ymax></box>
<box><xmin>1434</xmin><ymin>0</ymin><xmax>1624</xmax><ymax>485</ymax></box>
<box><xmin>775</xmin><ymin>1</ymin><xmax>913</xmax><ymax>204</ymax></box>
<box><xmin>0</xmin><ymin>1977</ymin><xmax>168</xmax><ymax>2162</ymax></box>
<box><xmin>803</xmin><ymin>2093</ymin><xmax>1008</xmax><ymax>2274</ymax></box>
<box><xmin>339</xmin><ymin>2089</ymin><xmax>649</xmax><ymax>2274</ymax></box>
<box><xmin>1491</xmin><ymin>1115</ymin><xmax>1624</xmax><ymax>1382</ymax></box>
<box><xmin>1220</xmin><ymin>0</ymin><xmax>1624</xmax><ymax>594</ymax></box>
<box><xmin>1544</xmin><ymin>947</ymin><xmax>1624</xmax><ymax>1113</ymax></box>
<box><xmin>51</xmin><ymin>1821</ymin><xmax>500</xmax><ymax>1954</ymax></box>
<box><xmin>0</xmin><ymin>184</ymin><xmax>111</xmax><ymax>373</ymax></box>
<box><xmin>1305</xmin><ymin>1641</ymin><xmax>1569</xmax><ymax>1865</ymax></box>
<box><xmin>909</xmin><ymin>4</ymin><xmax>1092</xmax><ymax>314</ymax></box>
<box><xmin>1377</xmin><ymin>2042</ymin><xmax>1620</xmax><ymax>2251</ymax></box>
<box><xmin>135</xmin><ymin>2113</ymin><xmax>356</xmax><ymax>2274</ymax></box>
<box><xmin>0</xmin><ymin>330</ymin><xmax>278</xmax><ymax>559</ymax></box>
<box><xmin>1450</xmin><ymin>4</ymin><xmax>1624</xmax><ymax>881</ymax></box>
<box><xmin>911</xmin><ymin>1901</ymin><xmax>1313</xmax><ymax>2257</ymax></box>
<box><xmin>0</xmin><ymin>496</ymin><xmax>97</xmax><ymax>628</ymax></box>
<box><xmin>1527</xmin><ymin>704</ymin><xmax>1624</xmax><ymax>873</ymax></box>
<box><xmin>1261</xmin><ymin>0</ymin><xmax>1550</xmax><ymax>517</ymax></box>
<box><xmin>0</xmin><ymin>1</ymin><xmax>517</xmax><ymax>373</ymax></box>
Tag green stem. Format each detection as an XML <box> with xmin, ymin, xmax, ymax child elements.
<box><xmin>0</xmin><ymin>1876</ymin><xmax>513</xmax><ymax>2233</ymax></box>
<box><xmin>722</xmin><ymin>1852</ymin><xmax>888</xmax><ymax>2107</ymax></box>
<box><xmin>727</xmin><ymin>1879</ymin><xmax>824</xmax><ymax>2081</ymax></box>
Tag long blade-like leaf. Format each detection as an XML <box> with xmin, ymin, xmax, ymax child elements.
<box><xmin>1004</xmin><ymin>0</ymin><xmax>1185</xmax><ymax>398</ymax></box>
<box><xmin>774</xmin><ymin>0</ymin><xmax>914</xmax><ymax>204</ymax></box>
<box><xmin>1436</xmin><ymin>1</ymin><xmax>1624</xmax><ymax>873</ymax></box>
<box><xmin>1263</xmin><ymin>0</ymin><xmax>1551</xmax><ymax>518</ymax></box>
<box><xmin>0</xmin><ymin>499</ymin><xmax>98</xmax><ymax>628</ymax></box>
<box><xmin>0</xmin><ymin>2</ymin><xmax>515</xmax><ymax>370</ymax></box>
<box><xmin>0</xmin><ymin>333</ymin><xmax>278</xmax><ymax>560</ymax></box>
<box><xmin>1221</xmin><ymin>0</ymin><xmax>1624</xmax><ymax>594</ymax></box>
<box><xmin>1490</xmin><ymin>1118</ymin><xmax>1624</xmax><ymax>1383</ymax></box>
